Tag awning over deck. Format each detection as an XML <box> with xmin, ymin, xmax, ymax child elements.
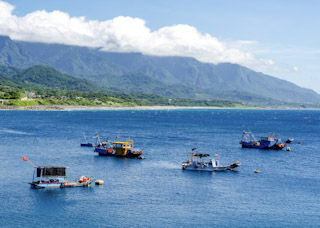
<box><xmin>36</xmin><ymin>167</ymin><xmax>66</xmax><ymax>177</ymax></box>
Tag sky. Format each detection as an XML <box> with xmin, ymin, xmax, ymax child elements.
<box><xmin>1</xmin><ymin>0</ymin><xmax>320</xmax><ymax>92</ymax></box>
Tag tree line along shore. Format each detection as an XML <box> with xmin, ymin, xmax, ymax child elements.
<box><xmin>0</xmin><ymin>87</ymin><xmax>246</xmax><ymax>109</ymax></box>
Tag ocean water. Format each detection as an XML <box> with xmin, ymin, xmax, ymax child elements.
<box><xmin>0</xmin><ymin>109</ymin><xmax>319</xmax><ymax>227</ymax></box>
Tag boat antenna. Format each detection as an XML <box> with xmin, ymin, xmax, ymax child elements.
<box><xmin>83</xmin><ymin>132</ymin><xmax>88</xmax><ymax>144</ymax></box>
<box><xmin>21</xmin><ymin>155</ymin><xmax>36</xmax><ymax>168</ymax></box>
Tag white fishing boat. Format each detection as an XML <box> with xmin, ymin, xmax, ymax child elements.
<box><xmin>182</xmin><ymin>150</ymin><xmax>240</xmax><ymax>172</ymax></box>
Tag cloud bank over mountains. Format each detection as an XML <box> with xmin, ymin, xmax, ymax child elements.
<box><xmin>0</xmin><ymin>1</ymin><xmax>296</xmax><ymax>73</ymax></box>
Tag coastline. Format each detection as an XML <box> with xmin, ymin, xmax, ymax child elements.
<box><xmin>0</xmin><ymin>105</ymin><xmax>317</xmax><ymax>111</ymax></box>
<box><xmin>0</xmin><ymin>105</ymin><xmax>236</xmax><ymax>111</ymax></box>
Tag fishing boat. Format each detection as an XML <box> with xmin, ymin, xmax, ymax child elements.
<box><xmin>94</xmin><ymin>137</ymin><xmax>143</xmax><ymax>158</ymax></box>
<box><xmin>22</xmin><ymin>156</ymin><xmax>94</xmax><ymax>189</ymax></box>
<box><xmin>81</xmin><ymin>133</ymin><xmax>97</xmax><ymax>147</ymax></box>
<box><xmin>240</xmin><ymin>131</ymin><xmax>286</xmax><ymax>150</ymax></box>
<box><xmin>29</xmin><ymin>166</ymin><xmax>94</xmax><ymax>189</ymax></box>
<box><xmin>182</xmin><ymin>151</ymin><xmax>240</xmax><ymax>172</ymax></box>
<box><xmin>81</xmin><ymin>133</ymin><xmax>108</xmax><ymax>147</ymax></box>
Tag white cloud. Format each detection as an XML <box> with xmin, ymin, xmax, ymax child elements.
<box><xmin>0</xmin><ymin>1</ymin><xmax>295</xmax><ymax>73</ymax></box>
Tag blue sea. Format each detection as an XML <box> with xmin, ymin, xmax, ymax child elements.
<box><xmin>0</xmin><ymin>109</ymin><xmax>319</xmax><ymax>227</ymax></box>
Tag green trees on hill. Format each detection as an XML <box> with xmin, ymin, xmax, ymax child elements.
<box><xmin>0</xmin><ymin>90</ymin><xmax>24</xmax><ymax>99</ymax></box>
<box><xmin>0</xmin><ymin>64</ymin><xmax>245</xmax><ymax>107</ymax></box>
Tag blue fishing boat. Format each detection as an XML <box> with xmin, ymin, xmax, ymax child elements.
<box><xmin>94</xmin><ymin>137</ymin><xmax>143</xmax><ymax>158</ymax></box>
<box><xmin>81</xmin><ymin>142</ymin><xmax>96</xmax><ymax>147</ymax></box>
<box><xmin>81</xmin><ymin>133</ymin><xmax>108</xmax><ymax>147</ymax></box>
<box><xmin>81</xmin><ymin>133</ymin><xmax>97</xmax><ymax>147</ymax></box>
<box><xmin>182</xmin><ymin>151</ymin><xmax>240</xmax><ymax>172</ymax></box>
<box><xmin>240</xmin><ymin>131</ymin><xmax>286</xmax><ymax>150</ymax></box>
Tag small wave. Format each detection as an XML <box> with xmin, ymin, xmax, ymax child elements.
<box><xmin>0</xmin><ymin>128</ymin><xmax>30</xmax><ymax>135</ymax></box>
<box><xmin>145</xmin><ymin>161</ymin><xmax>180</xmax><ymax>169</ymax></box>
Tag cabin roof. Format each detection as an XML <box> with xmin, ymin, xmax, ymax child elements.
<box><xmin>112</xmin><ymin>141</ymin><xmax>132</xmax><ymax>144</ymax></box>
<box><xmin>36</xmin><ymin>167</ymin><xmax>66</xmax><ymax>177</ymax></box>
<box><xmin>192</xmin><ymin>153</ymin><xmax>210</xmax><ymax>157</ymax></box>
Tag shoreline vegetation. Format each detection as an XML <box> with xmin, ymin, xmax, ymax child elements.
<box><xmin>0</xmin><ymin>105</ymin><xmax>244</xmax><ymax>111</ymax></box>
<box><xmin>0</xmin><ymin>86</ymin><xmax>250</xmax><ymax>110</ymax></box>
<box><xmin>0</xmin><ymin>105</ymin><xmax>317</xmax><ymax>111</ymax></box>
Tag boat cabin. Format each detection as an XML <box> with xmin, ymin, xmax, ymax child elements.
<box><xmin>112</xmin><ymin>139</ymin><xmax>134</xmax><ymax>155</ymax></box>
<box><xmin>260</xmin><ymin>136</ymin><xmax>274</xmax><ymax>141</ymax></box>
<box><xmin>258</xmin><ymin>135</ymin><xmax>282</xmax><ymax>147</ymax></box>
<box><xmin>36</xmin><ymin>167</ymin><xmax>66</xmax><ymax>177</ymax></box>
<box><xmin>33</xmin><ymin>166</ymin><xmax>67</xmax><ymax>183</ymax></box>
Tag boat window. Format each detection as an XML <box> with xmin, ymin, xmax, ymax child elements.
<box><xmin>113</xmin><ymin>143</ymin><xmax>122</xmax><ymax>148</ymax></box>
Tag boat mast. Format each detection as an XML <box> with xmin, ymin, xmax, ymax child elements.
<box><xmin>191</xmin><ymin>148</ymin><xmax>197</xmax><ymax>162</ymax></box>
<box><xmin>214</xmin><ymin>154</ymin><xmax>220</xmax><ymax>166</ymax></box>
<box><xmin>32</xmin><ymin>168</ymin><xmax>35</xmax><ymax>183</ymax></box>
<box><xmin>39</xmin><ymin>168</ymin><xmax>43</xmax><ymax>183</ymax></box>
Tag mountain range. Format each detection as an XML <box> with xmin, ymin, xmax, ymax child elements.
<box><xmin>0</xmin><ymin>35</ymin><xmax>319</xmax><ymax>105</ymax></box>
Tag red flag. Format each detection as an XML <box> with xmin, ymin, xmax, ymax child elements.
<box><xmin>22</xmin><ymin>156</ymin><xmax>28</xmax><ymax>161</ymax></box>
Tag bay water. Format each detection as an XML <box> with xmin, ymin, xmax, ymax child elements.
<box><xmin>0</xmin><ymin>109</ymin><xmax>319</xmax><ymax>227</ymax></box>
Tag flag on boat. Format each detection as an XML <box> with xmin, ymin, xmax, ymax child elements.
<box><xmin>22</xmin><ymin>156</ymin><xmax>28</xmax><ymax>161</ymax></box>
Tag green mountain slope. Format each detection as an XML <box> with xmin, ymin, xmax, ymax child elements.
<box><xmin>0</xmin><ymin>65</ymin><xmax>247</xmax><ymax>107</ymax></box>
<box><xmin>0</xmin><ymin>36</ymin><xmax>38</xmax><ymax>68</ymax></box>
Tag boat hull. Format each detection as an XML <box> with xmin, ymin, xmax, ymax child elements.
<box><xmin>182</xmin><ymin>162</ymin><xmax>240</xmax><ymax>172</ymax></box>
<box><xmin>30</xmin><ymin>180</ymin><xmax>93</xmax><ymax>189</ymax></box>
<box><xmin>182</xmin><ymin>165</ymin><xmax>216</xmax><ymax>171</ymax></box>
<box><xmin>81</xmin><ymin>143</ymin><xmax>95</xmax><ymax>147</ymax></box>
<box><xmin>241</xmin><ymin>141</ymin><xmax>285</xmax><ymax>150</ymax></box>
<box><xmin>182</xmin><ymin>166</ymin><xmax>237</xmax><ymax>172</ymax></box>
<box><xmin>30</xmin><ymin>182</ymin><xmax>64</xmax><ymax>189</ymax></box>
<box><xmin>94</xmin><ymin>147</ymin><xmax>142</xmax><ymax>158</ymax></box>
